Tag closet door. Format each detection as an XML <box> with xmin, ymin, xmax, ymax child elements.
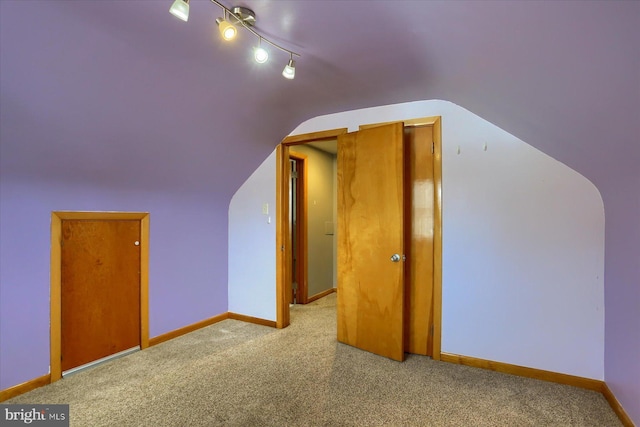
<box><xmin>61</xmin><ymin>219</ymin><xmax>141</xmax><ymax>371</ymax></box>
<box><xmin>336</xmin><ymin>122</ymin><xmax>406</xmax><ymax>361</ymax></box>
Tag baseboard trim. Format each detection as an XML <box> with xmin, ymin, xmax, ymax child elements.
<box><xmin>441</xmin><ymin>352</ymin><xmax>636</xmax><ymax>426</ymax></box>
<box><xmin>440</xmin><ymin>352</ymin><xmax>602</xmax><ymax>391</ymax></box>
<box><xmin>602</xmin><ymin>383</ymin><xmax>635</xmax><ymax>427</ymax></box>
<box><xmin>307</xmin><ymin>288</ymin><xmax>336</xmax><ymax>304</ymax></box>
<box><xmin>228</xmin><ymin>312</ymin><xmax>277</xmax><ymax>328</ymax></box>
<box><xmin>1</xmin><ymin>311</ymin><xmax>270</xmax><ymax>402</ymax></box>
<box><xmin>143</xmin><ymin>311</ymin><xmax>278</xmax><ymax>346</ymax></box>
<box><xmin>0</xmin><ymin>374</ymin><xmax>51</xmax><ymax>402</ymax></box>
<box><xmin>149</xmin><ymin>312</ymin><xmax>230</xmax><ymax>346</ymax></box>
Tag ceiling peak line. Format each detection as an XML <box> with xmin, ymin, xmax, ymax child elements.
<box><xmin>169</xmin><ymin>0</ymin><xmax>300</xmax><ymax>80</ymax></box>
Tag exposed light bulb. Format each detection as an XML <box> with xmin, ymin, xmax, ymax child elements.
<box><xmin>169</xmin><ymin>0</ymin><xmax>189</xmax><ymax>22</ymax></box>
<box><xmin>216</xmin><ymin>18</ymin><xmax>237</xmax><ymax>41</ymax></box>
<box><xmin>223</xmin><ymin>25</ymin><xmax>236</xmax><ymax>40</ymax></box>
<box><xmin>254</xmin><ymin>46</ymin><xmax>269</xmax><ymax>63</ymax></box>
<box><xmin>282</xmin><ymin>59</ymin><xmax>295</xmax><ymax>79</ymax></box>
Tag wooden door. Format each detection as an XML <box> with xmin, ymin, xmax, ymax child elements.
<box><xmin>289</xmin><ymin>154</ymin><xmax>307</xmax><ymax>304</ymax></box>
<box><xmin>337</xmin><ymin>122</ymin><xmax>405</xmax><ymax>361</ymax></box>
<box><xmin>61</xmin><ymin>220</ymin><xmax>141</xmax><ymax>371</ymax></box>
<box><xmin>289</xmin><ymin>157</ymin><xmax>298</xmax><ymax>304</ymax></box>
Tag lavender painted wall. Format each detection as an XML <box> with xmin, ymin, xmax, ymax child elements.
<box><xmin>0</xmin><ymin>0</ymin><xmax>264</xmax><ymax>390</ymax></box>
<box><xmin>0</xmin><ymin>178</ymin><xmax>229</xmax><ymax>389</ymax></box>
<box><xmin>603</xmin><ymin>180</ymin><xmax>640</xmax><ymax>424</ymax></box>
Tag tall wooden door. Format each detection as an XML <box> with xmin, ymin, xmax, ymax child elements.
<box><xmin>61</xmin><ymin>220</ymin><xmax>141</xmax><ymax>371</ymax></box>
<box><xmin>337</xmin><ymin>122</ymin><xmax>406</xmax><ymax>362</ymax></box>
<box><xmin>289</xmin><ymin>155</ymin><xmax>307</xmax><ymax>305</ymax></box>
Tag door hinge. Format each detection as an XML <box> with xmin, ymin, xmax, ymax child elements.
<box><xmin>431</xmin><ymin>142</ymin><xmax>435</xmax><ymax>154</ymax></box>
<box><xmin>291</xmin><ymin>171</ymin><xmax>298</xmax><ymax>179</ymax></box>
<box><xmin>430</xmin><ymin>324</ymin><xmax>434</xmax><ymax>336</ymax></box>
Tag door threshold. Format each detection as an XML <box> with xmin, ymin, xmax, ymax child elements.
<box><xmin>62</xmin><ymin>346</ymin><xmax>140</xmax><ymax>377</ymax></box>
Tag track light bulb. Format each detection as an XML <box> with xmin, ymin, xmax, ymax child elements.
<box><xmin>216</xmin><ymin>18</ymin><xmax>237</xmax><ymax>41</ymax></box>
<box><xmin>282</xmin><ymin>59</ymin><xmax>296</xmax><ymax>79</ymax></box>
<box><xmin>169</xmin><ymin>0</ymin><xmax>189</xmax><ymax>22</ymax></box>
<box><xmin>254</xmin><ymin>46</ymin><xmax>269</xmax><ymax>64</ymax></box>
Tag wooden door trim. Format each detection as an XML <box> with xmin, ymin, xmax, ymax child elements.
<box><xmin>359</xmin><ymin>116</ymin><xmax>441</xmax><ymax>130</ymax></box>
<box><xmin>50</xmin><ymin>211</ymin><xmax>150</xmax><ymax>382</ymax></box>
<box><xmin>277</xmin><ymin>128</ymin><xmax>348</xmax><ymax>328</ymax></box>
<box><xmin>431</xmin><ymin>117</ymin><xmax>443</xmax><ymax>360</ymax></box>
<box><xmin>289</xmin><ymin>151</ymin><xmax>309</xmax><ymax>304</ymax></box>
<box><xmin>276</xmin><ymin>145</ymin><xmax>290</xmax><ymax>329</ymax></box>
<box><xmin>282</xmin><ymin>128</ymin><xmax>348</xmax><ymax>145</ymax></box>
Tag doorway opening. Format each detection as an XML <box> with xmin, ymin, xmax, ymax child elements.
<box><xmin>276</xmin><ymin>129</ymin><xmax>347</xmax><ymax>328</ymax></box>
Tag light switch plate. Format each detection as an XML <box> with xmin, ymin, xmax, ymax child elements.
<box><xmin>324</xmin><ymin>221</ymin><xmax>334</xmax><ymax>235</ymax></box>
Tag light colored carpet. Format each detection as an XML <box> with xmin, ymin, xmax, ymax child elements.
<box><xmin>7</xmin><ymin>293</ymin><xmax>621</xmax><ymax>426</ymax></box>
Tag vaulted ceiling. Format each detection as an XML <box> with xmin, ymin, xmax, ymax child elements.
<box><xmin>1</xmin><ymin>0</ymin><xmax>638</xmax><ymax>199</ymax></box>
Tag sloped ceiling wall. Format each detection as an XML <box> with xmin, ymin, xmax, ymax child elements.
<box><xmin>1</xmin><ymin>1</ymin><xmax>637</xmax><ymax>194</ymax></box>
<box><xmin>1</xmin><ymin>0</ymin><xmax>638</xmax><ymax>420</ymax></box>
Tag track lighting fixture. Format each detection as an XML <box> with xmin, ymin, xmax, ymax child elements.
<box><xmin>169</xmin><ymin>0</ymin><xmax>189</xmax><ymax>22</ymax></box>
<box><xmin>282</xmin><ymin>57</ymin><xmax>296</xmax><ymax>80</ymax></box>
<box><xmin>169</xmin><ymin>0</ymin><xmax>300</xmax><ymax>79</ymax></box>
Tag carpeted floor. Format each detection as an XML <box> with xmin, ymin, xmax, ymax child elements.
<box><xmin>6</xmin><ymin>293</ymin><xmax>621</xmax><ymax>426</ymax></box>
